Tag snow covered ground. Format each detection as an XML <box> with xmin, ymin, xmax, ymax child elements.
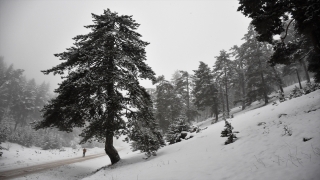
<box><xmin>0</xmin><ymin>144</ymin><xmax>104</xmax><ymax>172</ymax></box>
<box><xmin>1</xmin><ymin>81</ymin><xmax>320</xmax><ymax>180</ymax></box>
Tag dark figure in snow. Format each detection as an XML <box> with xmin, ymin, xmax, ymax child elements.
<box><xmin>83</xmin><ymin>148</ymin><xmax>86</xmax><ymax>157</ymax></box>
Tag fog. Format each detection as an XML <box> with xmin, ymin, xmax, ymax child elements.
<box><xmin>0</xmin><ymin>0</ymin><xmax>251</xmax><ymax>92</ymax></box>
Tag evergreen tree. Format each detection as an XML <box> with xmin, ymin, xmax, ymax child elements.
<box><xmin>282</xmin><ymin>62</ymin><xmax>303</xmax><ymax>89</ymax></box>
<box><xmin>154</xmin><ymin>76</ymin><xmax>183</xmax><ymax>132</ymax></box>
<box><xmin>10</xmin><ymin>76</ymin><xmax>35</xmax><ymax>130</ymax></box>
<box><xmin>192</xmin><ymin>62</ymin><xmax>219</xmax><ymax>123</ymax></box>
<box><xmin>242</xmin><ymin>26</ymin><xmax>276</xmax><ymax>105</ymax></box>
<box><xmin>271</xmin><ymin>65</ymin><xmax>285</xmax><ymax>93</ymax></box>
<box><xmin>238</xmin><ymin>0</ymin><xmax>320</xmax><ymax>82</ymax></box>
<box><xmin>34</xmin><ymin>9</ymin><xmax>163</xmax><ymax>164</ymax></box>
<box><xmin>32</xmin><ymin>82</ymin><xmax>51</xmax><ymax>121</ymax></box>
<box><xmin>230</xmin><ymin>45</ymin><xmax>247</xmax><ymax>110</ymax></box>
<box><xmin>270</xmin><ymin>20</ymin><xmax>311</xmax><ymax>86</ymax></box>
<box><xmin>165</xmin><ymin>116</ymin><xmax>190</xmax><ymax>145</ymax></box>
<box><xmin>173</xmin><ymin>70</ymin><xmax>198</xmax><ymax>123</ymax></box>
<box><xmin>0</xmin><ymin>61</ymin><xmax>24</xmax><ymax>123</ymax></box>
<box><xmin>220</xmin><ymin>120</ymin><xmax>237</xmax><ymax>145</ymax></box>
<box><xmin>213</xmin><ymin>50</ymin><xmax>235</xmax><ymax>116</ymax></box>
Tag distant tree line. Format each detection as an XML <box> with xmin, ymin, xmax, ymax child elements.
<box><xmin>153</xmin><ymin>23</ymin><xmax>314</xmax><ymax>133</ymax></box>
<box><xmin>0</xmin><ymin>57</ymin><xmax>94</xmax><ymax>151</ymax></box>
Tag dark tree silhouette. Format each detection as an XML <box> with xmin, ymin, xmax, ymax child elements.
<box><xmin>35</xmin><ymin>9</ymin><xmax>164</xmax><ymax>164</ymax></box>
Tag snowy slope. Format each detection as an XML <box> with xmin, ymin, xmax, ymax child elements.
<box><xmin>1</xmin><ymin>82</ymin><xmax>319</xmax><ymax>180</ymax></box>
<box><xmin>0</xmin><ymin>144</ymin><xmax>105</xmax><ymax>172</ymax></box>
<box><xmin>82</xmin><ymin>90</ymin><xmax>320</xmax><ymax>180</ymax></box>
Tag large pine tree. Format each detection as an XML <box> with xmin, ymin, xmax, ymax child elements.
<box><xmin>242</xmin><ymin>26</ymin><xmax>276</xmax><ymax>105</ymax></box>
<box><xmin>154</xmin><ymin>75</ymin><xmax>183</xmax><ymax>132</ymax></box>
<box><xmin>173</xmin><ymin>71</ymin><xmax>198</xmax><ymax>123</ymax></box>
<box><xmin>230</xmin><ymin>45</ymin><xmax>247</xmax><ymax>110</ymax></box>
<box><xmin>192</xmin><ymin>62</ymin><xmax>219</xmax><ymax>123</ymax></box>
<box><xmin>213</xmin><ymin>50</ymin><xmax>234</xmax><ymax>117</ymax></box>
<box><xmin>35</xmin><ymin>9</ymin><xmax>164</xmax><ymax>164</ymax></box>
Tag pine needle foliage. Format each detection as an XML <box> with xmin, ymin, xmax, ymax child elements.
<box><xmin>34</xmin><ymin>9</ymin><xmax>164</xmax><ymax>163</ymax></box>
<box><xmin>166</xmin><ymin>116</ymin><xmax>190</xmax><ymax>145</ymax></box>
<box><xmin>221</xmin><ymin>120</ymin><xmax>237</xmax><ymax>145</ymax></box>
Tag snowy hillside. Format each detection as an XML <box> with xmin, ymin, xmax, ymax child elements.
<box><xmin>1</xmin><ymin>83</ymin><xmax>319</xmax><ymax>180</ymax></box>
<box><xmin>0</xmin><ymin>144</ymin><xmax>104</xmax><ymax>172</ymax></box>
<box><xmin>82</xmin><ymin>90</ymin><xmax>320</xmax><ymax>180</ymax></box>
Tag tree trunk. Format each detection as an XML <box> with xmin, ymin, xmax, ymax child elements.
<box><xmin>257</xmin><ymin>53</ymin><xmax>268</xmax><ymax>105</ymax></box>
<box><xmin>214</xmin><ymin>105</ymin><xmax>218</xmax><ymax>123</ymax></box>
<box><xmin>272</xmin><ymin>66</ymin><xmax>284</xmax><ymax>93</ymax></box>
<box><xmin>241</xmin><ymin>72</ymin><xmax>246</xmax><ymax>110</ymax></box>
<box><xmin>186</xmin><ymin>75</ymin><xmax>190</xmax><ymax>122</ymax></box>
<box><xmin>260</xmin><ymin>72</ymin><xmax>268</xmax><ymax>105</ymax></box>
<box><xmin>300</xmin><ymin>59</ymin><xmax>310</xmax><ymax>83</ymax></box>
<box><xmin>309</xmin><ymin>31</ymin><xmax>320</xmax><ymax>55</ymax></box>
<box><xmin>224</xmin><ymin>69</ymin><xmax>230</xmax><ymax>117</ymax></box>
<box><xmin>105</xmin><ymin>131</ymin><xmax>120</xmax><ymax>164</ymax></box>
<box><xmin>219</xmin><ymin>85</ymin><xmax>225</xmax><ymax>117</ymax></box>
<box><xmin>14</xmin><ymin>121</ymin><xmax>19</xmax><ymax>131</ymax></box>
<box><xmin>225</xmin><ymin>82</ymin><xmax>230</xmax><ymax>117</ymax></box>
<box><xmin>296</xmin><ymin>69</ymin><xmax>302</xmax><ymax>89</ymax></box>
<box><xmin>104</xmin><ymin>30</ymin><xmax>120</xmax><ymax>165</ymax></box>
<box><xmin>279</xmin><ymin>85</ymin><xmax>284</xmax><ymax>93</ymax></box>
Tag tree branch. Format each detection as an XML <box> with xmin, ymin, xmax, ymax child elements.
<box><xmin>281</xmin><ymin>19</ymin><xmax>294</xmax><ymax>43</ymax></box>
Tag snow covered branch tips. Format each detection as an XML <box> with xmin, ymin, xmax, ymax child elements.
<box><xmin>220</xmin><ymin>120</ymin><xmax>238</xmax><ymax>145</ymax></box>
<box><xmin>34</xmin><ymin>9</ymin><xmax>164</xmax><ymax>164</ymax></box>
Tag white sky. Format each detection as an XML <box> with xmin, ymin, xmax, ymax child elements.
<box><xmin>0</xmin><ymin>0</ymin><xmax>251</xmax><ymax>92</ymax></box>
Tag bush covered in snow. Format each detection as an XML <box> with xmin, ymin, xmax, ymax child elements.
<box><xmin>289</xmin><ymin>86</ymin><xmax>304</xmax><ymax>99</ymax></box>
<box><xmin>165</xmin><ymin>116</ymin><xmax>199</xmax><ymax>145</ymax></box>
<box><xmin>128</xmin><ymin>127</ymin><xmax>165</xmax><ymax>158</ymax></box>
<box><xmin>7</xmin><ymin>127</ymin><xmax>35</xmax><ymax>147</ymax></box>
<box><xmin>289</xmin><ymin>82</ymin><xmax>320</xmax><ymax>99</ymax></box>
<box><xmin>221</xmin><ymin>120</ymin><xmax>238</xmax><ymax>145</ymax></box>
<box><xmin>41</xmin><ymin>135</ymin><xmax>62</xmax><ymax>150</ymax></box>
<box><xmin>303</xmin><ymin>82</ymin><xmax>320</xmax><ymax>94</ymax></box>
<box><xmin>3</xmin><ymin>126</ymin><xmax>77</xmax><ymax>150</ymax></box>
<box><xmin>0</xmin><ymin>125</ymin><xmax>9</xmax><ymax>151</ymax></box>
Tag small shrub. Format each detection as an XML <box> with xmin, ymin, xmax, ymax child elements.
<box><xmin>283</xmin><ymin>125</ymin><xmax>292</xmax><ymax>136</ymax></box>
<box><xmin>129</xmin><ymin>128</ymin><xmax>165</xmax><ymax>158</ymax></box>
<box><xmin>165</xmin><ymin>116</ymin><xmax>191</xmax><ymax>145</ymax></box>
<box><xmin>221</xmin><ymin>120</ymin><xmax>238</xmax><ymax>145</ymax></box>
<box><xmin>303</xmin><ymin>82</ymin><xmax>320</xmax><ymax>94</ymax></box>
<box><xmin>7</xmin><ymin>128</ymin><xmax>34</xmax><ymax>147</ymax></box>
<box><xmin>289</xmin><ymin>86</ymin><xmax>304</xmax><ymax>99</ymax></box>
<box><xmin>41</xmin><ymin>135</ymin><xmax>62</xmax><ymax>150</ymax></box>
<box><xmin>0</xmin><ymin>125</ymin><xmax>9</xmax><ymax>153</ymax></box>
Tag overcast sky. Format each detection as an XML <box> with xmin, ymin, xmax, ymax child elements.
<box><xmin>0</xmin><ymin>0</ymin><xmax>251</xmax><ymax>92</ymax></box>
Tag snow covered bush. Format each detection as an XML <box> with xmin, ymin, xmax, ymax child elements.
<box><xmin>303</xmin><ymin>82</ymin><xmax>320</xmax><ymax>94</ymax></box>
<box><xmin>289</xmin><ymin>86</ymin><xmax>304</xmax><ymax>99</ymax></box>
<box><xmin>7</xmin><ymin>127</ymin><xmax>34</xmax><ymax>147</ymax></box>
<box><xmin>189</xmin><ymin>125</ymin><xmax>201</xmax><ymax>133</ymax></box>
<box><xmin>221</xmin><ymin>120</ymin><xmax>238</xmax><ymax>145</ymax></box>
<box><xmin>165</xmin><ymin>116</ymin><xmax>192</xmax><ymax>145</ymax></box>
<box><xmin>41</xmin><ymin>135</ymin><xmax>62</xmax><ymax>150</ymax></box>
<box><xmin>0</xmin><ymin>125</ymin><xmax>9</xmax><ymax>151</ymax></box>
<box><xmin>129</xmin><ymin>127</ymin><xmax>165</xmax><ymax>158</ymax></box>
